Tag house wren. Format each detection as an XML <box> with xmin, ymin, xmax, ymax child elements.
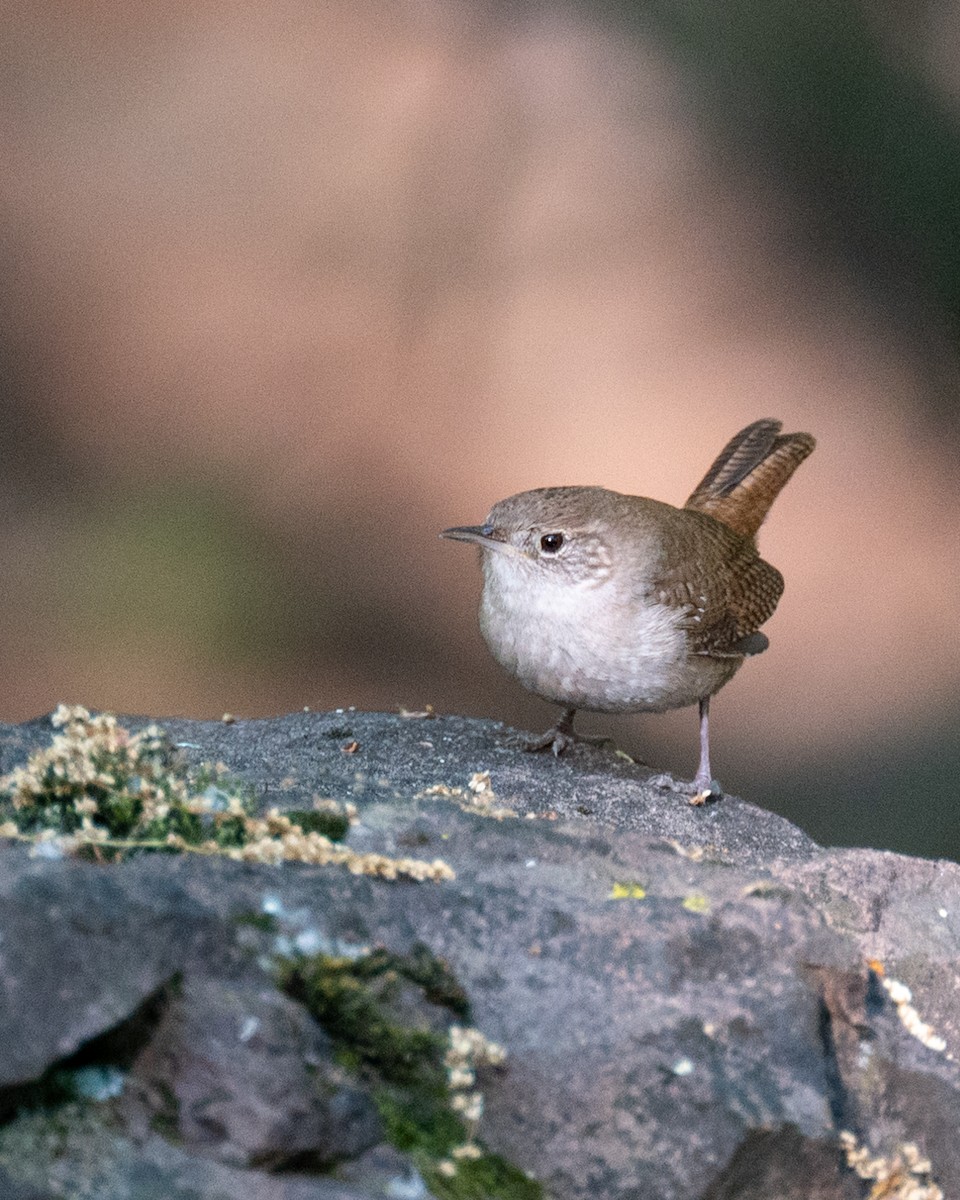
<box><xmin>441</xmin><ymin>419</ymin><xmax>815</xmax><ymax>796</ymax></box>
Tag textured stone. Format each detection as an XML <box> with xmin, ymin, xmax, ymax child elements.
<box><xmin>0</xmin><ymin>709</ymin><xmax>957</xmax><ymax>1199</ymax></box>
<box><xmin>0</xmin><ymin>857</ymin><xmax>216</xmax><ymax>1096</ymax></box>
<box><xmin>122</xmin><ymin>975</ymin><xmax>382</xmax><ymax>1169</ymax></box>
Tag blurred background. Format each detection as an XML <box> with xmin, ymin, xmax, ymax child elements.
<box><xmin>3</xmin><ymin>0</ymin><xmax>960</xmax><ymax>857</ymax></box>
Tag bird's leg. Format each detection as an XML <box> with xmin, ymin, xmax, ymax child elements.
<box><xmin>649</xmin><ymin>696</ymin><xmax>722</xmax><ymax>800</ymax></box>
<box><xmin>692</xmin><ymin>696</ymin><xmax>722</xmax><ymax>799</ymax></box>
<box><xmin>523</xmin><ymin>707</ymin><xmax>611</xmax><ymax>756</ymax></box>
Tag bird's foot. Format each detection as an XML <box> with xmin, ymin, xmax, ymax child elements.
<box><xmin>521</xmin><ymin>707</ymin><xmax>612</xmax><ymax>756</ymax></box>
<box><xmin>522</xmin><ymin>726</ymin><xmax>575</xmax><ymax>756</ymax></box>
<box><xmin>522</xmin><ymin>727</ymin><xmax>612</xmax><ymax>756</ymax></box>
<box><xmin>648</xmin><ymin>773</ymin><xmax>723</xmax><ymax>805</ymax></box>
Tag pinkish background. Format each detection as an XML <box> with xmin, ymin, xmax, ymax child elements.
<box><xmin>3</xmin><ymin>0</ymin><xmax>960</xmax><ymax>854</ymax></box>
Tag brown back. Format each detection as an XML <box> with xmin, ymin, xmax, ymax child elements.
<box><xmin>683</xmin><ymin>419</ymin><xmax>815</xmax><ymax>540</ymax></box>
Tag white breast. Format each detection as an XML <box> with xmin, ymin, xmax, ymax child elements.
<box><xmin>478</xmin><ymin>555</ymin><xmax>704</xmax><ymax>713</ymax></box>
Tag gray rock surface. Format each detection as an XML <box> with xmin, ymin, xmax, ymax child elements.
<box><xmin>121</xmin><ymin>975</ymin><xmax>383</xmax><ymax>1169</ymax></box>
<box><xmin>0</xmin><ymin>1168</ymin><xmax>58</xmax><ymax>1200</ymax></box>
<box><xmin>0</xmin><ymin>856</ymin><xmax>217</xmax><ymax>1094</ymax></box>
<box><xmin>0</xmin><ymin>708</ymin><xmax>957</xmax><ymax>1199</ymax></box>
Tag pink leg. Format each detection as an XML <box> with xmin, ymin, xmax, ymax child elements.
<box><xmin>649</xmin><ymin>698</ymin><xmax>723</xmax><ymax>800</ymax></box>
<box><xmin>693</xmin><ymin>697</ymin><xmax>720</xmax><ymax>795</ymax></box>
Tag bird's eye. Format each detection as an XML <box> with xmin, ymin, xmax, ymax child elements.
<box><xmin>539</xmin><ymin>532</ymin><xmax>564</xmax><ymax>554</ymax></box>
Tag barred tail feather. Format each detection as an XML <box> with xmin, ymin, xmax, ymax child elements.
<box><xmin>685</xmin><ymin>419</ymin><xmax>815</xmax><ymax>540</ymax></box>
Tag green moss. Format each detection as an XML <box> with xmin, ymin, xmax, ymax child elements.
<box><xmin>374</xmin><ymin>1086</ymin><xmax>463</xmax><ymax>1156</ymax></box>
<box><xmin>139</xmin><ymin>807</ymin><xmax>203</xmax><ymax>846</ymax></box>
<box><xmin>278</xmin><ymin>948</ymin><xmax>541</xmax><ymax>1200</ymax></box>
<box><xmin>13</xmin><ymin>801</ymin><xmax>82</xmax><ymax>836</ymax></box>
<box><xmin>376</xmin><ymin>1089</ymin><xmax>542</xmax><ymax>1200</ymax></box>
<box><xmin>285</xmin><ymin>808</ymin><xmax>350</xmax><ymax>842</ymax></box>
<box><xmin>233</xmin><ymin>910</ymin><xmax>280</xmax><ymax>933</ymax></box>
<box><xmin>210</xmin><ymin>813</ymin><xmax>249</xmax><ymax>848</ymax></box>
<box><xmin>375</xmin><ymin>1061</ymin><xmax>543</xmax><ymax>1200</ymax></box>
<box><xmin>0</xmin><ymin>709</ymin><xmax>363</xmax><ymax>868</ymax></box>
<box><xmin>427</xmin><ymin>1156</ymin><xmax>543</xmax><ymax>1200</ymax></box>
<box><xmin>345</xmin><ymin>945</ymin><xmax>469</xmax><ymax>1016</ymax></box>
<box><xmin>278</xmin><ymin>954</ymin><xmax>446</xmax><ymax>1087</ymax></box>
<box><xmin>393</xmin><ymin>943</ymin><xmax>471</xmax><ymax>1017</ymax></box>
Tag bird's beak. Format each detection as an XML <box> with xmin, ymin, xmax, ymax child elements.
<box><xmin>440</xmin><ymin>524</ymin><xmax>511</xmax><ymax>551</ymax></box>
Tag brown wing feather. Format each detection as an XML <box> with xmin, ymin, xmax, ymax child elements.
<box><xmin>648</xmin><ymin>509</ymin><xmax>784</xmax><ymax>658</ymax></box>
<box><xmin>685</xmin><ymin>420</ymin><xmax>816</xmax><ymax>540</ymax></box>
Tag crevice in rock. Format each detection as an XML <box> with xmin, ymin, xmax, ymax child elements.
<box><xmin>816</xmin><ymin>991</ymin><xmax>856</xmax><ymax>1132</ymax></box>
<box><xmin>0</xmin><ymin>975</ymin><xmax>176</xmax><ymax>1123</ymax></box>
<box><xmin>806</xmin><ymin>965</ymin><xmax>870</xmax><ymax>1135</ymax></box>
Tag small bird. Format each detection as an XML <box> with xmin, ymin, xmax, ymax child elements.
<box><xmin>441</xmin><ymin>419</ymin><xmax>815</xmax><ymax>796</ymax></box>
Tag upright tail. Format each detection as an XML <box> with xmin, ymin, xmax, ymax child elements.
<box><xmin>684</xmin><ymin>419</ymin><xmax>815</xmax><ymax>540</ymax></box>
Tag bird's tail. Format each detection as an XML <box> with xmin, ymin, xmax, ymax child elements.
<box><xmin>684</xmin><ymin>419</ymin><xmax>815</xmax><ymax>540</ymax></box>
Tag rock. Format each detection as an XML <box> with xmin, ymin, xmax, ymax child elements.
<box><xmin>0</xmin><ymin>709</ymin><xmax>957</xmax><ymax>1199</ymax></box>
<box><xmin>699</xmin><ymin>1126</ymin><xmax>863</xmax><ymax>1199</ymax></box>
<box><xmin>335</xmin><ymin>1144</ymin><xmax>437</xmax><ymax>1199</ymax></box>
<box><xmin>0</xmin><ymin>856</ymin><xmax>217</xmax><ymax>1101</ymax></box>
<box><xmin>122</xmin><ymin>974</ymin><xmax>383</xmax><ymax>1169</ymax></box>
<box><xmin>0</xmin><ymin>1101</ymin><xmax>389</xmax><ymax>1200</ymax></box>
<box><xmin>0</xmin><ymin>1167</ymin><xmax>59</xmax><ymax>1200</ymax></box>
<box><xmin>127</xmin><ymin>1132</ymin><xmax>386</xmax><ymax>1200</ymax></box>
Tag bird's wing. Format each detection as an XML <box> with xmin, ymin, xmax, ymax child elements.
<box><xmin>645</xmin><ymin>514</ymin><xmax>784</xmax><ymax>658</ymax></box>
